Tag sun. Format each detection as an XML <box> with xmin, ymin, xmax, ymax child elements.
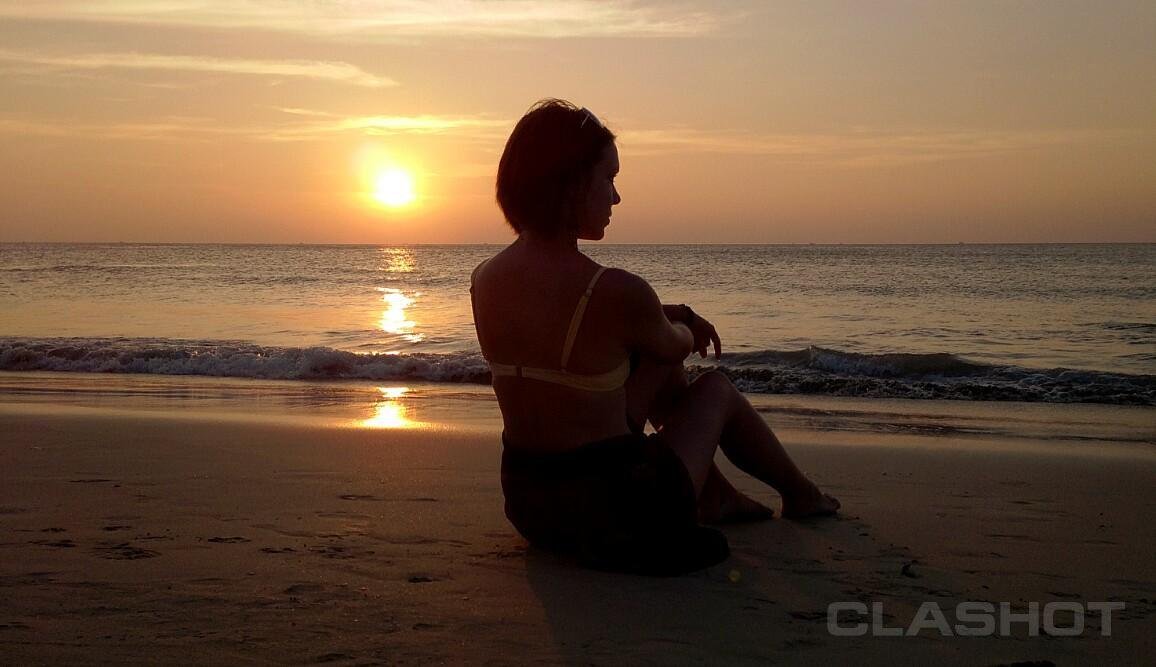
<box><xmin>372</xmin><ymin>168</ymin><xmax>416</xmax><ymax>208</ymax></box>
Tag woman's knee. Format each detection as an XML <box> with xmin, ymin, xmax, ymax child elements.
<box><xmin>688</xmin><ymin>369</ymin><xmax>739</xmax><ymax>408</ymax></box>
<box><xmin>690</xmin><ymin>369</ymin><xmax>734</xmax><ymax>393</ymax></box>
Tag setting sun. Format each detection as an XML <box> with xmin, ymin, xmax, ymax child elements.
<box><xmin>372</xmin><ymin>168</ymin><xmax>417</xmax><ymax>208</ymax></box>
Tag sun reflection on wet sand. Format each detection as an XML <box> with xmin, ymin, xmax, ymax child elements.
<box><xmin>357</xmin><ymin>386</ymin><xmax>420</xmax><ymax>429</ymax></box>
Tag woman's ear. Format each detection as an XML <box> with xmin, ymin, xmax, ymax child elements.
<box><xmin>559</xmin><ymin>177</ymin><xmax>590</xmax><ymax>232</ymax></box>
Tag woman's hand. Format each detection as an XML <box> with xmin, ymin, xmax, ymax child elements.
<box><xmin>666</xmin><ymin>304</ymin><xmax>722</xmax><ymax>360</ymax></box>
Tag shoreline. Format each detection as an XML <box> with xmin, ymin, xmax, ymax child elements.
<box><xmin>1</xmin><ymin>373</ymin><xmax>1154</xmax><ymax>664</ymax></box>
<box><xmin>4</xmin><ymin>371</ymin><xmax>1154</xmax><ymax>445</ymax></box>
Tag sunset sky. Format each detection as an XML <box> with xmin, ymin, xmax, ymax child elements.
<box><xmin>1</xmin><ymin>1</ymin><xmax>1153</xmax><ymax>244</ymax></box>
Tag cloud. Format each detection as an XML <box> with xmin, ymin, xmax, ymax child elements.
<box><xmin>0</xmin><ymin>49</ymin><xmax>395</xmax><ymax>87</ymax></box>
<box><xmin>3</xmin><ymin>103</ymin><xmax>1134</xmax><ymax>168</ymax></box>
<box><xmin>0</xmin><ymin>1</ymin><xmax>723</xmax><ymax>38</ymax></box>
<box><xmin>618</xmin><ymin>127</ymin><xmax>1141</xmax><ymax>167</ymax></box>
<box><xmin>0</xmin><ymin>116</ymin><xmax>252</xmax><ymax>141</ymax></box>
<box><xmin>260</xmin><ymin>108</ymin><xmax>511</xmax><ymax>141</ymax></box>
<box><xmin>0</xmin><ymin>111</ymin><xmax>508</xmax><ymax>143</ymax></box>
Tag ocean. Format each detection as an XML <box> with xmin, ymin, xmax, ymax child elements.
<box><xmin>1</xmin><ymin>243</ymin><xmax>1153</xmax><ymax>405</ymax></box>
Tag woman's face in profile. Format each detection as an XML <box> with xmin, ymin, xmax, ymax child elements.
<box><xmin>577</xmin><ymin>143</ymin><xmax>621</xmax><ymax>241</ymax></box>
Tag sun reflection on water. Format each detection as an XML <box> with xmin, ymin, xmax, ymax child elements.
<box><xmin>378</xmin><ymin>288</ymin><xmax>425</xmax><ymax>344</ymax></box>
<box><xmin>377</xmin><ymin>247</ymin><xmax>424</xmax><ymax>345</ymax></box>
<box><xmin>381</xmin><ymin>247</ymin><xmax>414</xmax><ymax>273</ymax></box>
<box><xmin>358</xmin><ymin>386</ymin><xmax>419</xmax><ymax>429</ymax></box>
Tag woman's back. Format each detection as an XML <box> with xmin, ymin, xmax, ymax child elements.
<box><xmin>471</xmin><ymin>242</ymin><xmax>634</xmax><ymax>451</ymax></box>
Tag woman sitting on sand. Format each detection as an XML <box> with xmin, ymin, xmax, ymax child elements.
<box><xmin>470</xmin><ymin>99</ymin><xmax>839</xmax><ymax>575</ymax></box>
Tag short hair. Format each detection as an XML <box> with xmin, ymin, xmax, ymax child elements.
<box><xmin>496</xmin><ymin>98</ymin><xmax>617</xmax><ymax>237</ymax></box>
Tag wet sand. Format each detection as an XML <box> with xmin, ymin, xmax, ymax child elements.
<box><xmin>1</xmin><ymin>373</ymin><xmax>1154</xmax><ymax>665</ymax></box>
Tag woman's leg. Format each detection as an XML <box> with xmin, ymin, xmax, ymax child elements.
<box><xmin>624</xmin><ymin>360</ymin><xmax>776</xmax><ymax>522</ymax></box>
<box><xmin>630</xmin><ymin>363</ymin><xmax>839</xmax><ymax>518</ymax></box>
<box><xmin>695</xmin><ymin>460</ymin><xmax>776</xmax><ymax>524</ymax></box>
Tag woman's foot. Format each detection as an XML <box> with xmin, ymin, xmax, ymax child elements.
<box><xmin>781</xmin><ymin>482</ymin><xmax>841</xmax><ymax>519</ymax></box>
<box><xmin>699</xmin><ymin>488</ymin><xmax>776</xmax><ymax>525</ymax></box>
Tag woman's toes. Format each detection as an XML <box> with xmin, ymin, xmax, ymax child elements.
<box><xmin>782</xmin><ymin>488</ymin><xmax>840</xmax><ymax>519</ymax></box>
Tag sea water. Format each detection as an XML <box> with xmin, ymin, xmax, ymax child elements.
<box><xmin>2</xmin><ymin>243</ymin><xmax>1153</xmax><ymax>405</ymax></box>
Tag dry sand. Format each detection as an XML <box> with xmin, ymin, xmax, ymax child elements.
<box><xmin>1</xmin><ymin>376</ymin><xmax>1154</xmax><ymax>665</ymax></box>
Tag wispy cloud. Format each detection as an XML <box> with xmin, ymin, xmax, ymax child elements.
<box><xmin>0</xmin><ymin>111</ymin><xmax>508</xmax><ymax>143</ymax></box>
<box><xmin>328</xmin><ymin>114</ymin><xmax>507</xmax><ymax>135</ymax></box>
<box><xmin>0</xmin><ymin>49</ymin><xmax>395</xmax><ymax>87</ymax></box>
<box><xmin>261</xmin><ymin>108</ymin><xmax>511</xmax><ymax>141</ymax></box>
<box><xmin>619</xmin><ymin>127</ymin><xmax>1141</xmax><ymax>167</ymax></box>
<box><xmin>0</xmin><ymin>116</ymin><xmax>250</xmax><ymax>141</ymax></box>
<box><xmin>0</xmin><ymin>1</ymin><xmax>723</xmax><ymax>38</ymax></box>
<box><xmin>3</xmin><ymin>104</ymin><xmax>1133</xmax><ymax>168</ymax></box>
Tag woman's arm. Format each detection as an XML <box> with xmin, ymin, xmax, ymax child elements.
<box><xmin>615</xmin><ymin>272</ymin><xmax>694</xmax><ymax>363</ymax></box>
<box><xmin>662</xmin><ymin>303</ymin><xmax>722</xmax><ymax>360</ymax></box>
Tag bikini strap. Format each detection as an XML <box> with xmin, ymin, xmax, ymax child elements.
<box><xmin>559</xmin><ymin>266</ymin><xmax>608</xmax><ymax>369</ymax></box>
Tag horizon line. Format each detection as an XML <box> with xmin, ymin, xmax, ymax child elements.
<box><xmin>2</xmin><ymin>241</ymin><xmax>1153</xmax><ymax>247</ymax></box>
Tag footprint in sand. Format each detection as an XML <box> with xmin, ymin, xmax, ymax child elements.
<box><xmin>468</xmin><ymin>548</ymin><xmax>525</xmax><ymax>560</ymax></box>
<box><xmin>260</xmin><ymin>547</ymin><xmax>297</xmax><ymax>554</ymax></box>
<box><xmin>311</xmin><ymin>653</ymin><xmax>354</xmax><ymax>664</ymax></box>
<box><xmin>985</xmin><ymin>532</ymin><xmax>1043</xmax><ymax>542</ymax></box>
<box><xmin>32</xmin><ymin>539</ymin><xmax>76</xmax><ymax>548</ymax></box>
<box><xmin>337</xmin><ymin>494</ymin><xmax>437</xmax><ymax>502</ymax></box>
<box><xmin>308</xmin><ymin>544</ymin><xmax>374</xmax><ymax>559</ymax></box>
<box><xmin>315</xmin><ymin>510</ymin><xmax>372</xmax><ymax>519</ymax></box>
<box><xmin>95</xmin><ymin>542</ymin><xmax>159</xmax><ymax>560</ymax></box>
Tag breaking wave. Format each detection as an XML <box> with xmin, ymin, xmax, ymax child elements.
<box><xmin>1</xmin><ymin>337</ymin><xmax>1152</xmax><ymax>406</ymax></box>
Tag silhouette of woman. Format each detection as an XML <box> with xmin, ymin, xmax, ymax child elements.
<box><xmin>470</xmin><ymin>99</ymin><xmax>839</xmax><ymax>575</ymax></box>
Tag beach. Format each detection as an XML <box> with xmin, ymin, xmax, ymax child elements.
<box><xmin>2</xmin><ymin>372</ymin><xmax>1153</xmax><ymax>665</ymax></box>
<box><xmin>6</xmin><ymin>0</ymin><xmax>1156</xmax><ymax>662</ymax></box>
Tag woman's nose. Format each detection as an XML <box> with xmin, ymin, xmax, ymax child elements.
<box><xmin>612</xmin><ymin>185</ymin><xmax>621</xmax><ymax>205</ymax></box>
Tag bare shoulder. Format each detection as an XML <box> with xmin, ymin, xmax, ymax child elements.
<box><xmin>470</xmin><ymin>254</ymin><xmax>504</xmax><ymax>293</ymax></box>
<box><xmin>597</xmin><ymin>267</ymin><xmax>649</xmax><ymax>292</ymax></box>
<box><xmin>597</xmin><ymin>267</ymin><xmax>661</xmax><ymax>308</ymax></box>
<box><xmin>470</xmin><ymin>257</ymin><xmax>492</xmax><ymax>283</ymax></box>
<box><xmin>597</xmin><ymin>266</ymin><xmax>689</xmax><ymax>361</ymax></box>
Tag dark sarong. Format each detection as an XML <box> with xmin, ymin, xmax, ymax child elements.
<box><xmin>501</xmin><ymin>432</ymin><xmax>729</xmax><ymax>576</ymax></box>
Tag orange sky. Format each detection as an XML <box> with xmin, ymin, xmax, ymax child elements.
<box><xmin>1</xmin><ymin>1</ymin><xmax>1153</xmax><ymax>243</ymax></box>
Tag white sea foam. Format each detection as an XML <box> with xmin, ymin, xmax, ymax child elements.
<box><xmin>2</xmin><ymin>337</ymin><xmax>1152</xmax><ymax>405</ymax></box>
